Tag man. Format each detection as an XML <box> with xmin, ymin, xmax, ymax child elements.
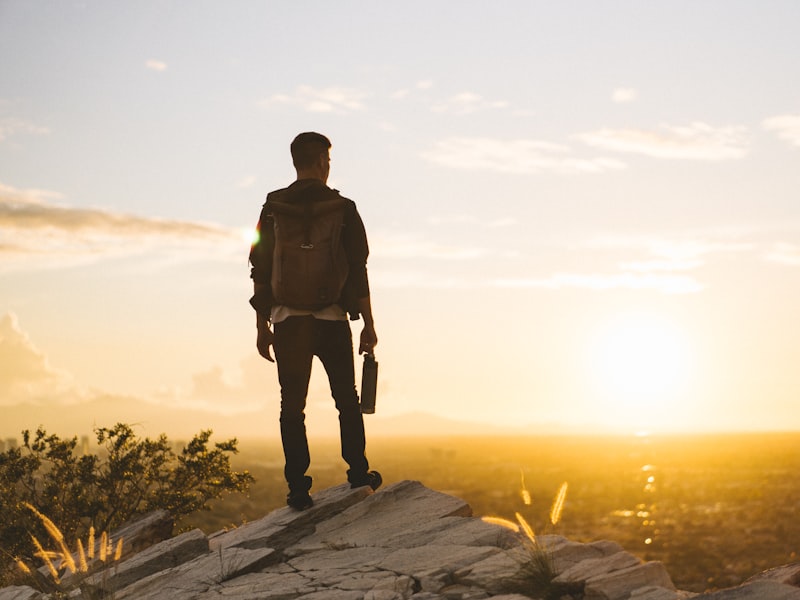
<box><xmin>249</xmin><ymin>132</ymin><xmax>381</xmax><ymax>510</ymax></box>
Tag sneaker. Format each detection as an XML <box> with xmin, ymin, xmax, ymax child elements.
<box><xmin>286</xmin><ymin>490</ymin><xmax>313</xmax><ymax>511</ymax></box>
<box><xmin>350</xmin><ymin>470</ymin><xmax>382</xmax><ymax>491</ymax></box>
<box><xmin>287</xmin><ymin>475</ymin><xmax>313</xmax><ymax>510</ymax></box>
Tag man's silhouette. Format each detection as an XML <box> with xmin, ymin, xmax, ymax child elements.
<box><xmin>249</xmin><ymin>132</ymin><xmax>381</xmax><ymax>510</ymax></box>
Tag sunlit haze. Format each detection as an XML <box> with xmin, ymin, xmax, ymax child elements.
<box><xmin>2</xmin><ymin>2</ymin><xmax>800</xmax><ymax>439</ymax></box>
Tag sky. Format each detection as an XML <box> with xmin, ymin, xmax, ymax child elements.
<box><xmin>2</xmin><ymin>1</ymin><xmax>800</xmax><ymax>441</ymax></box>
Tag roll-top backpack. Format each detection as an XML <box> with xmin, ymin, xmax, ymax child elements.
<box><xmin>267</xmin><ymin>189</ymin><xmax>349</xmax><ymax>310</ymax></box>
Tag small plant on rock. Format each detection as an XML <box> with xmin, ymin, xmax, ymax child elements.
<box><xmin>483</xmin><ymin>481</ymin><xmax>581</xmax><ymax>599</ymax></box>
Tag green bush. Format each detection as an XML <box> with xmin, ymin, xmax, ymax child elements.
<box><xmin>0</xmin><ymin>423</ymin><xmax>254</xmax><ymax>586</ymax></box>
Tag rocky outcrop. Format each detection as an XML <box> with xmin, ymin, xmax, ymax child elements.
<box><xmin>2</xmin><ymin>480</ymin><xmax>799</xmax><ymax>600</ymax></box>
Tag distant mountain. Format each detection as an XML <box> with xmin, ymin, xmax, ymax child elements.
<box><xmin>0</xmin><ymin>398</ymin><xmax>577</xmax><ymax>446</ymax></box>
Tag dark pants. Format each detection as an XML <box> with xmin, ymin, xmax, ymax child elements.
<box><xmin>273</xmin><ymin>315</ymin><xmax>369</xmax><ymax>492</ymax></box>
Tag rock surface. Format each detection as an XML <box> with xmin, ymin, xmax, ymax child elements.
<box><xmin>2</xmin><ymin>480</ymin><xmax>799</xmax><ymax>600</ymax></box>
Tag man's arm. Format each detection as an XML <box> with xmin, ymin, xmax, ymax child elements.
<box><xmin>250</xmin><ymin>205</ymin><xmax>276</xmax><ymax>362</ymax></box>
<box><xmin>358</xmin><ymin>295</ymin><xmax>377</xmax><ymax>355</ymax></box>
<box><xmin>254</xmin><ymin>282</ymin><xmax>275</xmax><ymax>362</ymax></box>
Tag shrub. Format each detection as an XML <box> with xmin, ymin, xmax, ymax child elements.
<box><xmin>0</xmin><ymin>423</ymin><xmax>254</xmax><ymax>586</ymax></box>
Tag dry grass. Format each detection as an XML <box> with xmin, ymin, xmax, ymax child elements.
<box><xmin>16</xmin><ymin>504</ymin><xmax>124</xmax><ymax>596</ymax></box>
<box><xmin>483</xmin><ymin>481</ymin><xmax>581</xmax><ymax>600</ymax></box>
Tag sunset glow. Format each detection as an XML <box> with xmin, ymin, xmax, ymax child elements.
<box><xmin>587</xmin><ymin>312</ymin><xmax>693</xmax><ymax>429</ymax></box>
<box><xmin>2</xmin><ymin>2</ymin><xmax>800</xmax><ymax>439</ymax></box>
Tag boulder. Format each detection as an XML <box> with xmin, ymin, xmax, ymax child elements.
<box><xmin>4</xmin><ymin>480</ymin><xmax>799</xmax><ymax>600</ymax></box>
<box><xmin>584</xmin><ymin>561</ymin><xmax>675</xmax><ymax>600</ymax></box>
<box><xmin>698</xmin><ymin>579</ymin><xmax>800</xmax><ymax>599</ymax></box>
<box><xmin>79</xmin><ymin>528</ymin><xmax>209</xmax><ymax>597</ymax></box>
<box><xmin>0</xmin><ymin>587</ymin><xmax>43</xmax><ymax>600</ymax></box>
<box><xmin>745</xmin><ymin>562</ymin><xmax>800</xmax><ymax>587</ymax></box>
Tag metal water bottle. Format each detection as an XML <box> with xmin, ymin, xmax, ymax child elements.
<box><xmin>360</xmin><ymin>352</ymin><xmax>378</xmax><ymax>414</ymax></box>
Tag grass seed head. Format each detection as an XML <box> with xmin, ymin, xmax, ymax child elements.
<box><xmin>515</xmin><ymin>511</ymin><xmax>536</xmax><ymax>543</ymax></box>
<box><xmin>99</xmin><ymin>532</ymin><xmax>108</xmax><ymax>562</ymax></box>
<box><xmin>16</xmin><ymin>559</ymin><xmax>31</xmax><ymax>575</ymax></box>
<box><xmin>481</xmin><ymin>516</ymin><xmax>520</xmax><ymax>532</ymax></box>
<box><xmin>77</xmin><ymin>538</ymin><xmax>89</xmax><ymax>573</ymax></box>
<box><xmin>88</xmin><ymin>526</ymin><xmax>95</xmax><ymax>559</ymax></box>
<box><xmin>550</xmin><ymin>482</ymin><xmax>568</xmax><ymax>526</ymax></box>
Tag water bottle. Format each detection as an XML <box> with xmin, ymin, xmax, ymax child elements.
<box><xmin>360</xmin><ymin>352</ymin><xmax>378</xmax><ymax>414</ymax></box>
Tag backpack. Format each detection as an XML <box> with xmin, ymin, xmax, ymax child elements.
<box><xmin>267</xmin><ymin>190</ymin><xmax>349</xmax><ymax>310</ymax></box>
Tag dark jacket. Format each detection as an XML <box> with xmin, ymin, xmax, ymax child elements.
<box><xmin>249</xmin><ymin>179</ymin><xmax>370</xmax><ymax>320</ymax></box>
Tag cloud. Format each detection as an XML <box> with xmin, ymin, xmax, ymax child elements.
<box><xmin>0</xmin><ymin>181</ymin><xmax>243</xmax><ymax>270</ymax></box>
<box><xmin>763</xmin><ymin>114</ymin><xmax>800</xmax><ymax>148</ymax></box>
<box><xmin>235</xmin><ymin>175</ymin><xmax>257</xmax><ymax>189</ymax></box>
<box><xmin>0</xmin><ymin>311</ymin><xmax>267</xmax><ymax>420</ymax></box>
<box><xmin>486</xmin><ymin>234</ymin><xmax>758</xmax><ymax>294</ymax></box>
<box><xmin>389</xmin><ymin>80</ymin><xmax>435</xmax><ymax>102</ymax></box>
<box><xmin>421</xmin><ymin>137</ymin><xmax>626</xmax><ymax>174</ymax></box>
<box><xmin>431</xmin><ymin>92</ymin><xmax>509</xmax><ymax>115</ymax></box>
<box><xmin>575</xmin><ymin>122</ymin><xmax>749</xmax><ymax>160</ymax></box>
<box><xmin>0</xmin><ymin>313</ymin><xmax>75</xmax><ymax>405</ymax></box>
<box><xmin>153</xmin><ymin>355</ymin><xmax>268</xmax><ymax>416</ymax></box>
<box><xmin>0</xmin><ymin>117</ymin><xmax>50</xmax><ymax>142</ymax></box>
<box><xmin>612</xmin><ymin>88</ymin><xmax>638</xmax><ymax>103</ymax></box>
<box><xmin>592</xmin><ymin>235</ymin><xmax>753</xmax><ymax>262</ymax></box>
<box><xmin>618</xmin><ymin>259</ymin><xmax>703</xmax><ymax>272</ymax></box>
<box><xmin>371</xmin><ymin>231</ymin><xmax>488</xmax><ymax>261</ymax></box>
<box><xmin>145</xmin><ymin>59</ymin><xmax>168</xmax><ymax>72</ymax></box>
<box><xmin>764</xmin><ymin>242</ymin><xmax>800</xmax><ymax>266</ymax></box>
<box><xmin>586</xmin><ymin>235</ymin><xmax>753</xmax><ymax>277</ymax></box>
<box><xmin>426</xmin><ymin>214</ymin><xmax>517</xmax><ymax>229</ymax></box>
<box><xmin>259</xmin><ymin>85</ymin><xmax>368</xmax><ymax>113</ymax></box>
<box><xmin>370</xmin><ymin>269</ymin><xmax>477</xmax><ymax>290</ymax></box>
<box><xmin>492</xmin><ymin>272</ymin><xmax>704</xmax><ymax>294</ymax></box>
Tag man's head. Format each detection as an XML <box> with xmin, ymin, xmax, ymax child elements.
<box><xmin>291</xmin><ymin>132</ymin><xmax>331</xmax><ymax>183</ymax></box>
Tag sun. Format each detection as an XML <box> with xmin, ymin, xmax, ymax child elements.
<box><xmin>587</xmin><ymin>312</ymin><xmax>693</xmax><ymax>426</ymax></box>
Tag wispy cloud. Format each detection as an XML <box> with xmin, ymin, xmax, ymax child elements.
<box><xmin>597</xmin><ymin>235</ymin><xmax>751</xmax><ymax>260</ymax></box>
<box><xmin>492</xmin><ymin>272</ymin><xmax>704</xmax><ymax>294</ymax></box>
<box><xmin>371</xmin><ymin>231</ymin><xmax>488</xmax><ymax>261</ymax></box>
<box><xmin>575</xmin><ymin>122</ymin><xmax>749</xmax><ymax>160</ymax></box>
<box><xmin>426</xmin><ymin>214</ymin><xmax>517</xmax><ymax>229</ymax></box>
<box><xmin>145</xmin><ymin>59</ymin><xmax>168</xmax><ymax>72</ymax></box>
<box><xmin>489</xmin><ymin>233</ymin><xmax>757</xmax><ymax>294</ymax></box>
<box><xmin>763</xmin><ymin>114</ymin><xmax>800</xmax><ymax>148</ymax></box>
<box><xmin>431</xmin><ymin>92</ymin><xmax>508</xmax><ymax>115</ymax></box>
<box><xmin>0</xmin><ymin>181</ymin><xmax>243</xmax><ymax>270</ymax></box>
<box><xmin>421</xmin><ymin>137</ymin><xmax>626</xmax><ymax>174</ymax></box>
<box><xmin>588</xmin><ymin>234</ymin><xmax>753</xmax><ymax>273</ymax></box>
<box><xmin>235</xmin><ymin>175</ymin><xmax>257</xmax><ymax>189</ymax></box>
<box><xmin>370</xmin><ymin>270</ymin><xmax>476</xmax><ymax>290</ymax></box>
<box><xmin>259</xmin><ymin>85</ymin><xmax>368</xmax><ymax>113</ymax></box>
<box><xmin>764</xmin><ymin>242</ymin><xmax>800</xmax><ymax>266</ymax></box>
<box><xmin>612</xmin><ymin>88</ymin><xmax>638</xmax><ymax>103</ymax></box>
<box><xmin>0</xmin><ymin>117</ymin><xmax>50</xmax><ymax>142</ymax></box>
<box><xmin>618</xmin><ymin>258</ymin><xmax>703</xmax><ymax>272</ymax></box>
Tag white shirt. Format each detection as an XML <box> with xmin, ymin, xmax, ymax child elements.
<box><xmin>270</xmin><ymin>304</ymin><xmax>347</xmax><ymax>324</ymax></box>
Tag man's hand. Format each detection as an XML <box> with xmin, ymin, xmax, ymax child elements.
<box><xmin>359</xmin><ymin>323</ymin><xmax>378</xmax><ymax>355</ymax></box>
<box><xmin>257</xmin><ymin>324</ymin><xmax>275</xmax><ymax>362</ymax></box>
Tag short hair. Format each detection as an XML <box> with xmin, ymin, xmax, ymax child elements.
<box><xmin>290</xmin><ymin>132</ymin><xmax>331</xmax><ymax>169</ymax></box>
